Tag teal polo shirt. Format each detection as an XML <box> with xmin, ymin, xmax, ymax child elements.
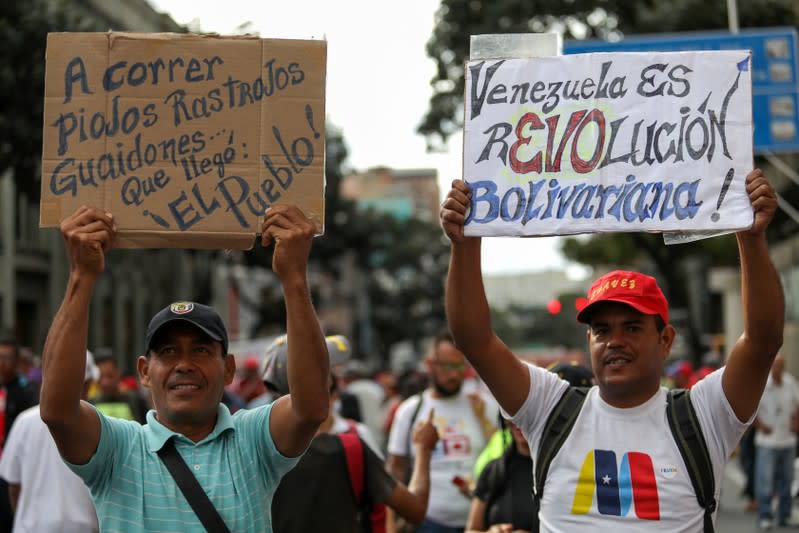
<box><xmin>67</xmin><ymin>402</ymin><xmax>300</xmax><ymax>532</ymax></box>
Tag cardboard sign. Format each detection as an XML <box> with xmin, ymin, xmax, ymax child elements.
<box><xmin>462</xmin><ymin>50</ymin><xmax>754</xmax><ymax>237</ymax></box>
<box><xmin>40</xmin><ymin>32</ymin><xmax>326</xmax><ymax>249</ymax></box>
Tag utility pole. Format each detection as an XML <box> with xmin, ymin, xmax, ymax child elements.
<box><xmin>1</xmin><ymin>171</ymin><xmax>15</xmax><ymax>335</ymax></box>
<box><xmin>727</xmin><ymin>0</ymin><xmax>739</xmax><ymax>33</ymax></box>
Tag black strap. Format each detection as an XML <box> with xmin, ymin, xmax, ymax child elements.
<box><xmin>666</xmin><ymin>388</ymin><xmax>716</xmax><ymax>533</ymax></box>
<box><xmin>403</xmin><ymin>392</ymin><xmax>425</xmax><ymax>483</ymax></box>
<box><xmin>157</xmin><ymin>439</ymin><xmax>232</xmax><ymax>533</ymax></box>
<box><xmin>534</xmin><ymin>386</ymin><xmax>589</xmax><ymax>502</ymax></box>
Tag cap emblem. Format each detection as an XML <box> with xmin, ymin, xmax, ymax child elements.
<box><xmin>170</xmin><ymin>302</ymin><xmax>194</xmax><ymax>315</ymax></box>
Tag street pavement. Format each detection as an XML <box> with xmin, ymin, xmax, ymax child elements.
<box><xmin>717</xmin><ymin>458</ymin><xmax>798</xmax><ymax>532</ymax></box>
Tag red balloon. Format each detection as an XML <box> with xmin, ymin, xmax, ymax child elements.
<box><xmin>546</xmin><ymin>299</ymin><xmax>562</xmax><ymax>315</ymax></box>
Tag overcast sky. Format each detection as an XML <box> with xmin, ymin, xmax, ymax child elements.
<box><xmin>147</xmin><ymin>0</ymin><xmax>583</xmax><ymax>276</ymax></box>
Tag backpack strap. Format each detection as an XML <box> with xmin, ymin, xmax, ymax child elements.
<box><xmin>666</xmin><ymin>388</ymin><xmax>716</xmax><ymax>533</ymax></box>
<box><xmin>534</xmin><ymin>386</ymin><xmax>589</xmax><ymax>502</ymax></box>
<box><xmin>403</xmin><ymin>392</ymin><xmax>425</xmax><ymax>483</ymax></box>
<box><xmin>339</xmin><ymin>431</ymin><xmax>365</xmax><ymax>505</ymax></box>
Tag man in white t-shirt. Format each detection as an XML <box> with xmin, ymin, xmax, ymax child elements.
<box><xmin>386</xmin><ymin>331</ymin><xmax>497</xmax><ymax>533</ymax></box>
<box><xmin>440</xmin><ymin>168</ymin><xmax>784</xmax><ymax>532</ymax></box>
<box><xmin>753</xmin><ymin>354</ymin><xmax>799</xmax><ymax>529</ymax></box>
<box><xmin>0</xmin><ymin>351</ymin><xmax>99</xmax><ymax>533</ymax></box>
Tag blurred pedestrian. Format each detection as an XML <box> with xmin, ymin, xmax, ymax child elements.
<box><xmin>90</xmin><ymin>348</ymin><xmax>150</xmax><ymax>423</ymax></box>
<box><xmin>386</xmin><ymin>331</ymin><xmax>497</xmax><ymax>533</ymax></box>
<box><xmin>0</xmin><ymin>351</ymin><xmax>100</xmax><ymax>532</ymax></box>
<box><xmin>267</xmin><ymin>334</ymin><xmax>439</xmax><ymax>532</ymax></box>
<box><xmin>342</xmin><ymin>359</ymin><xmax>387</xmax><ymax>446</ymax></box>
<box><xmin>39</xmin><ymin>205</ymin><xmax>330</xmax><ymax>532</ymax></box>
<box><xmin>753</xmin><ymin>354</ymin><xmax>799</xmax><ymax>529</ymax></box>
<box><xmin>0</xmin><ymin>337</ymin><xmax>39</xmax><ymax>533</ymax></box>
<box><xmin>466</xmin><ymin>420</ymin><xmax>532</xmax><ymax>533</ymax></box>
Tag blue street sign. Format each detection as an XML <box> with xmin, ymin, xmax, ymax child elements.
<box><xmin>564</xmin><ymin>27</ymin><xmax>799</xmax><ymax>154</ymax></box>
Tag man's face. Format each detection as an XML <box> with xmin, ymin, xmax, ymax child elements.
<box><xmin>587</xmin><ymin>302</ymin><xmax>674</xmax><ymax>406</ymax></box>
<box><xmin>0</xmin><ymin>344</ymin><xmax>17</xmax><ymax>384</ymax></box>
<box><xmin>137</xmin><ymin>322</ymin><xmax>234</xmax><ymax>430</ymax></box>
<box><xmin>97</xmin><ymin>360</ymin><xmax>122</xmax><ymax>397</ymax></box>
<box><xmin>428</xmin><ymin>341</ymin><xmax>467</xmax><ymax>397</ymax></box>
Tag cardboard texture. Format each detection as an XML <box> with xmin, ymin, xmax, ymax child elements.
<box><xmin>40</xmin><ymin>32</ymin><xmax>326</xmax><ymax>249</ymax></box>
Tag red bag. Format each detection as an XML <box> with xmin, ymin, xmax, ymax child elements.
<box><xmin>338</xmin><ymin>421</ymin><xmax>387</xmax><ymax>533</ymax></box>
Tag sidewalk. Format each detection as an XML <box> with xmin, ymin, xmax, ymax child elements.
<box><xmin>717</xmin><ymin>460</ymin><xmax>798</xmax><ymax>532</ymax></box>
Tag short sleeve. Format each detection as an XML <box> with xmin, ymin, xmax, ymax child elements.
<box><xmin>65</xmin><ymin>408</ymin><xmax>141</xmax><ymax>492</ymax></box>
<box><xmin>231</xmin><ymin>402</ymin><xmax>303</xmax><ymax>480</ymax></box>
<box><xmin>0</xmin><ymin>412</ymin><xmax>30</xmax><ymax>483</ymax></box>
<box><xmin>365</xmin><ymin>442</ymin><xmax>398</xmax><ymax>505</ymax></box>
<box><xmin>387</xmin><ymin>395</ymin><xmax>422</xmax><ymax>457</ymax></box>
<box><xmin>473</xmin><ymin>457</ymin><xmax>502</xmax><ymax>502</ymax></box>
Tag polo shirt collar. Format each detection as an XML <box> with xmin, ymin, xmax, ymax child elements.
<box><xmin>145</xmin><ymin>403</ymin><xmax>235</xmax><ymax>452</ymax></box>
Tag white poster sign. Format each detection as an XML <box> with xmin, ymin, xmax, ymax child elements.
<box><xmin>462</xmin><ymin>51</ymin><xmax>754</xmax><ymax>236</ymax></box>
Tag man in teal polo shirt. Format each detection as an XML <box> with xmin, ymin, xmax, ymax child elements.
<box><xmin>40</xmin><ymin>205</ymin><xmax>330</xmax><ymax>532</ymax></box>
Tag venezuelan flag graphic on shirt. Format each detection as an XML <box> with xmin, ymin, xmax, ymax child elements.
<box><xmin>572</xmin><ymin>449</ymin><xmax>660</xmax><ymax>520</ymax></box>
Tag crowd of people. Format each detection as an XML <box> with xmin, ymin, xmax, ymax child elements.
<box><xmin>0</xmin><ymin>166</ymin><xmax>787</xmax><ymax>532</ymax></box>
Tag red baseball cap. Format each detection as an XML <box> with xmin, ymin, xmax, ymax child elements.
<box><xmin>576</xmin><ymin>270</ymin><xmax>669</xmax><ymax>325</ymax></box>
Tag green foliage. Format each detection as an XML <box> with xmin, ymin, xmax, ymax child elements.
<box><xmin>491</xmin><ymin>295</ymin><xmax>586</xmax><ymax>350</ymax></box>
<box><xmin>242</xmin><ymin>126</ymin><xmax>451</xmax><ymax>360</ymax></box>
<box><xmin>0</xmin><ymin>0</ymin><xmax>105</xmax><ymax>199</ymax></box>
<box><xmin>420</xmin><ymin>0</ymin><xmax>794</xmax><ymax>148</ymax></box>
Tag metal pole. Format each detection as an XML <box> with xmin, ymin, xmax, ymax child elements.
<box><xmin>727</xmin><ymin>0</ymin><xmax>740</xmax><ymax>34</ymax></box>
<box><xmin>1</xmin><ymin>171</ymin><xmax>16</xmax><ymax>334</ymax></box>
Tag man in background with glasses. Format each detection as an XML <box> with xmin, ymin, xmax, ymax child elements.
<box><xmin>386</xmin><ymin>331</ymin><xmax>497</xmax><ymax>533</ymax></box>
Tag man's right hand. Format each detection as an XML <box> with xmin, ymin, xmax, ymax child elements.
<box><xmin>412</xmin><ymin>409</ymin><xmax>439</xmax><ymax>451</ymax></box>
<box><xmin>440</xmin><ymin>179</ymin><xmax>473</xmax><ymax>243</ymax></box>
<box><xmin>60</xmin><ymin>206</ymin><xmax>115</xmax><ymax>278</ymax></box>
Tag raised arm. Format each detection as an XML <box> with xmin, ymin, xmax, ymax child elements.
<box><xmin>722</xmin><ymin>169</ymin><xmax>785</xmax><ymax>422</ymax></box>
<box><xmin>384</xmin><ymin>409</ymin><xmax>439</xmax><ymax>525</ymax></box>
<box><xmin>40</xmin><ymin>206</ymin><xmax>114</xmax><ymax>464</ymax></box>
<box><xmin>263</xmin><ymin>205</ymin><xmax>330</xmax><ymax>457</ymax></box>
<box><xmin>441</xmin><ymin>180</ymin><xmax>530</xmax><ymax>415</ymax></box>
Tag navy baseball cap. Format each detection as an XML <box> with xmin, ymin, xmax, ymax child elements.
<box><xmin>145</xmin><ymin>302</ymin><xmax>229</xmax><ymax>354</ymax></box>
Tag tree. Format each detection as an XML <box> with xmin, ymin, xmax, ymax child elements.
<box><xmin>420</xmin><ymin>0</ymin><xmax>794</xmax><ymax>149</ymax></box>
<box><xmin>0</xmin><ymin>0</ymin><xmax>105</xmax><ymax>200</ymax></box>
<box><xmin>240</xmin><ymin>125</ymin><xmax>451</xmax><ymax>364</ymax></box>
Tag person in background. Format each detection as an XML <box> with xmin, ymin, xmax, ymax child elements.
<box><xmin>386</xmin><ymin>331</ymin><xmax>497</xmax><ymax>533</ymax></box>
<box><xmin>0</xmin><ymin>351</ymin><xmax>100</xmax><ymax>533</ymax></box>
<box><xmin>15</xmin><ymin>348</ymin><xmax>39</xmax><ymax>391</ymax></box>
<box><xmin>267</xmin><ymin>334</ymin><xmax>439</xmax><ymax>532</ymax></box>
<box><xmin>753</xmin><ymin>353</ymin><xmax>799</xmax><ymax>529</ymax></box>
<box><xmin>342</xmin><ymin>359</ymin><xmax>386</xmax><ymax>445</ymax></box>
<box><xmin>0</xmin><ymin>336</ymin><xmax>39</xmax><ymax>533</ymax></box>
<box><xmin>229</xmin><ymin>355</ymin><xmax>266</xmax><ymax>404</ymax></box>
<box><xmin>665</xmin><ymin>359</ymin><xmax>697</xmax><ymax>389</ymax></box>
<box><xmin>473</xmin><ymin>361</ymin><xmax>594</xmax><ymax>480</ymax></box>
<box><xmin>90</xmin><ymin>348</ymin><xmax>150</xmax><ymax>423</ymax></box>
<box><xmin>466</xmin><ymin>420</ymin><xmax>533</xmax><ymax>533</ymax></box>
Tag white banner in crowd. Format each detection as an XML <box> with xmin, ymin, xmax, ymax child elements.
<box><xmin>462</xmin><ymin>51</ymin><xmax>754</xmax><ymax>237</ymax></box>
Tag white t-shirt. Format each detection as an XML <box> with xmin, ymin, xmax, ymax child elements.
<box><xmin>755</xmin><ymin>372</ymin><xmax>799</xmax><ymax>449</ymax></box>
<box><xmin>331</xmin><ymin>412</ymin><xmax>384</xmax><ymax>459</ymax></box>
<box><xmin>387</xmin><ymin>388</ymin><xmax>491</xmax><ymax>527</ymax></box>
<box><xmin>0</xmin><ymin>406</ymin><xmax>99</xmax><ymax>533</ymax></box>
<box><xmin>345</xmin><ymin>379</ymin><xmax>387</xmax><ymax>447</ymax></box>
<box><xmin>509</xmin><ymin>365</ymin><xmax>747</xmax><ymax>533</ymax></box>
